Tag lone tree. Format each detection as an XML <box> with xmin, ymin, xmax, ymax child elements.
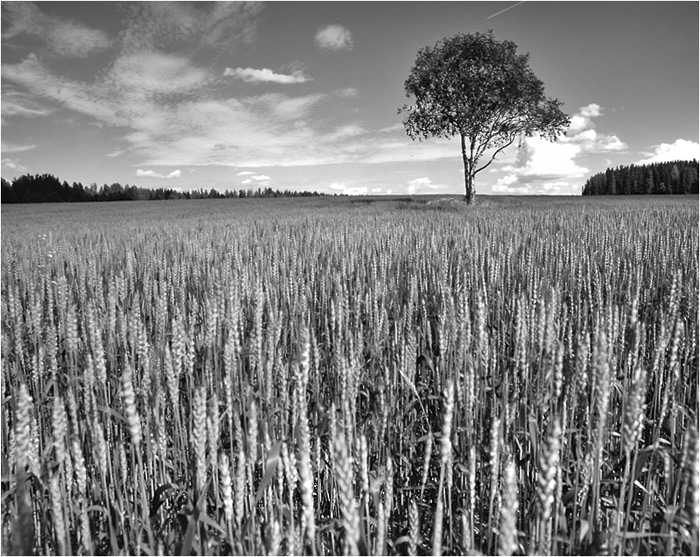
<box><xmin>399</xmin><ymin>31</ymin><xmax>570</xmax><ymax>204</ymax></box>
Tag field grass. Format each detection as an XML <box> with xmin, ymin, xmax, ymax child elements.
<box><xmin>1</xmin><ymin>195</ymin><xmax>698</xmax><ymax>555</ymax></box>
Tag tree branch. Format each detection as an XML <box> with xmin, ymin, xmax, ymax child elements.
<box><xmin>474</xmin><ymin>135</ymin><xmax>518</xmax><ymax>175</ymax></box>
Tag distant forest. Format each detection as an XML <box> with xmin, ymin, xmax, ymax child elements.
<box><xmin>582</xmin><ymin>159</ymin><xmax>698</xmax><ymax>195</ymax></box>
<box><xmin>0</xmin><ymin>174</ymin><xmax>327</xmax><ymax>203</ymax></box>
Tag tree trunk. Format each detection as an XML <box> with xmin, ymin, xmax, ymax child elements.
<box><xmin>460</xmin><ymin>133</ymin><xmax>476</xmax><ymax>205</ymax></box>
<box><xmin>464</xmin><ymin>171</ymin><xmax>475</xmax><ymax>205</ymax></box>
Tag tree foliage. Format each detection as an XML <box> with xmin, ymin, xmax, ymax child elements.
<box><xmin>1</xmin><ymin>174</ymin><xmax>328</xmax><ymax>203</ymax></box>
<box><xmin>400</xmin><ymin>31</ymin><xmax>570</xmax><ymax>204</ymax></box>
<box><xmin>582</xmin><ymin>160</ymin><xmax>699</xmax><ymax>195</ymax></box>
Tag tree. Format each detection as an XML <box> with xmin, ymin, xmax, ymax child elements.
<box><xmin>670</xmin><ymin>164</ymin><xmax>681</xmax><ymax>193</ymax></box>
<box><xmin>399</xmin><ymin>31</ymin><xmax>570</xmax><ymax>204</ymax></box>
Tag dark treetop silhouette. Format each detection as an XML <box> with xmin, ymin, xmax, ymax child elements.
<box><xmin>400</xmin><ymin>31</ymin><xmax>570</xmax><ymax>204</ymax></box>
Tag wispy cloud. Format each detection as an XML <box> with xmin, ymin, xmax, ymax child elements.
<box><xmin>2</xmin><ymin>1</ymin><xmax>112</xmax><ymax>57</ymax></box>
<box><xmin>637</xmin><ymin>139</ymin><xmax>699</xmax><ymax>164</ymax></box>
<box><xmin>1</xmin><ymin>142</ymin><xmax>37</xmax><ymax>153</ymax></box>
<box><xmin>116</xmin><ymin>1</ymin><xmax>263</xmax><ymax>54</ymax></box>
<box><xmin>242</xmin><ymin>174</ymin><xmax>271</xmax><ymax>186</ymax></box>
<box><xmin>1</xmin><ymin>89</ymin><xmax>54</xmax><ymax>121</ymax></box>
<box><xmin>136</xmin><ymin>169</ymin><xmax>181</xmax><ymax>179</ymax></box>
<box><xmin>224</xmin><ymin>67</ymin><xmax>311</xmax><ymax>84</ymax></box>
<box><xmin>1</xmin><ymin>158</ymin><xmax>28</xmax><ymax>174</ymax></box>
<box><xmin>315</xmin><ymin>24</ymin><xmax>353</xmax><ymax>51</ymax></box>
<box><xmin>1</xmin><ymin>4</ymin><xmax>456</xmax><ymax>172</ymax></box>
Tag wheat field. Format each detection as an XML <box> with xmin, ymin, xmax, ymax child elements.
<box><xmin>1</xmin><ymin>196</ymin><xmax>698</xmax><ymax>556</ymax></box>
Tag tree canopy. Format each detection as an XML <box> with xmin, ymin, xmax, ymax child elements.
<box><xmin>0</xmin><ymin>174</ymin><xmax>328</xmax><ymax>203</ymax></box>
<box><xmin>582</xmin><ymin>160</ymin><xmax>699</xmax><ymax>195</ymax></box>
<box><xmin>400</xmin><ymin>31</ymin><xmax>570</xmax><ymax>204</ymax></box>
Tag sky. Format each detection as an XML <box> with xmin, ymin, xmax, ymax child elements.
<box><xmin>1</xmin><ymin>1</ymin><xmax>698</xmax><ymax>196</ymax></box>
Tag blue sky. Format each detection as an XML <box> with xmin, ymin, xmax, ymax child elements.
<box><xmin>2</xmin><ymin>1</ymin><xmax>698</xmax><ymax>196</ymax></box>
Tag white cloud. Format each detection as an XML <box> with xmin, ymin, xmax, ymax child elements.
<box><xmin>116</xmin><ymin>1</ymin><xmax>263</xmax><ymax>54</ymax></box>
<box><xmin>224</xmin><ymin>67</ymin><xmax>310</xmax><ymax>84</ymax></box>
<box><xmin>136</xmin><ymin>169</ymin><xmax>181</xmax><ymax>179</ymax></box>
<box><xmin>7</xmin><ymin>10</ymin><xmax>580</xmax><ymax>175</ymax></box>
<box><xmin>1</xmin><ymin>142</ymin><xmax>36</xmax><ymax>153</ymax></box>
<box><xmin>242</xmin><ymin>174</ymin><xmax>271</xmax><ymax>185</ymax></box>
<box><xmin>493</xmin><ymin>180</ymin><xmax>573</xmax><ymax>195</ymax></box>
<box><xmin>405</xmin><ymin>177</ymin><xmax>448</xmax><ymax>194</ymax></box>
<box><xmin>315</xmin><ymin>24</ymin><xmax>354</xmax><ymax>51</ymax></box>
<box><xmin>2</xmin><ymin>2</ymin><xmax>112</xmax><ymax>57</ymax></box>
<box><xmin>560</xmin><ymin>104</ymin><xmax>627</xmax><ymax>153</ymax></box>
<box><xmin>568</xmin><ymin>103</ymin><xmax>601</xmax><ymax>133</ymax></box>
<box><xmin>237</xmin><ymin>171</ymin><xmax>255</xmax><ymax>176</ymax></box>
<box><xmin>637</xmin><ymin>139</ymin><xmax>700</xmax><ymax>164</ymax></box>
<box><xmin>107</xmin><ymin>52</ymin><xmax>211</xmax><ymax>98</ymax></box>
<box><xmin>242</xmin><ymin>174</ymin><xmax>271</xmax><ymax>187</ymax></box>
<box><xmin>247</xmin><ymin>93</ymin><xmax>326</xmax><ymax>122</ymax></box>
<box><xmin>495</xmin><ymin>136</ymin><xmax>587</xmax><ymax>194</ymax></box>
<box><xmin>328</xmin><ymin>182</ymin><xmax>367</xmax><ymax>195</ymax></box>
<box><xmin>1</xmin><ymin>158</ymin><xmax>28</xmax><ymax>173</ymax></box>
<box><xmin>338</xmin><ymin>87</ymin><xmax>359</xmax><ymax>98</ymax></box>
<box><xmin>327</xmin><ymin>124</ymin><xmax>365</xmax><ymax>140</ymax></box>
<box><xmin>1</xmin><ymin>90</ymin><xmax>54</xmax><ymax>121</ymax></box>
<box><xmin>491</xmin><ymin>103</ymin><xmax>629</xmax><ymax>194</ymax></box>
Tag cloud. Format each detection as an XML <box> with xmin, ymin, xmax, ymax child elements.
<box><xmin>495</xmin><ymin>136</ymin><xmax>587</xmax><ymax>194</ymax></box>
<box><xmin>315</xmin><ymin>24</ymin><xmax>354</xmax><ymax>51</ymax></box>
<box><xmin>237</xmin><ymin>171</ymin><xmax>255</xmax><ymax>176</ymax></box>
<box><xmin>0</xmin><ymin>47</ymin><xmax>530</xmax><ymax>171</ymax></box>
<box><xmin>1</xmin><ymin>142</ymin><xmax>36</xmax><ymax>153</ymax></box>
<box><xmin>2</xmin><ymin>54</ymin><xmax>129</xmax><ymax>125</ymax></box>
<box><xmin>116</xmin><ymin>1</ymin><xmax>263</xmax><ymax>54</ymax></box>
<box><xmin>327</xmin><ymin>182</ymin><xmax>369</xmax><ymax>195</ymax></box>
<box><xmin>242</xmin><ymin>174</ymin><xmax>271</xmax><ymax>186</ymax></box>
<box><xmin>0</xmin><ymin>9</ymin><xmax>455</xmax><ymax>172</ymax></box>
<box><xmin>327</xmin><ymin>124</ymin><xmax>365</xmax><ymax>140</ymax></box>
<box><xmin>242</xmin><ymin>174</ymin><xmax>271</xmax><ymax>184</ymax></box>
<box><xmin>561</xmin><ymin>104</ymin><xmax>627</xmax><ymax>153</ymax></box>
<box><xmin>492</xmin><ymin>179</ymin><xmax>573</xmax><ymax>195</ymax></box>
<box><xmin>2</xmin><ymin>2</ymin><xmax>112</xmax><ymax>57</ymax></box>
<box><xmin>244</xmin><ymin>92</ymin><xmax>326</xmax><ymax>122</ymax></box>
<box><xmin>568</xmin><ymin>103</ymin><xmax>601</xmax><ymax>133</ymax></box>
<box><xmin>224</xmin><ymin>67</ymin><xmax>311</xmax><ymax>84</ymax></box>
<box><xmin>406</xmin><ymin>177</ymin><xmax>449</xmax><ymax>194</ymax></box>
<box><xmin>492</xmin><ymin>103</ymin><xmax>628</xmax><ymax>194</ymax></box>
<box><xmin>337</xmin><ymin>87</ymin><xmax>359</xmax><ymax>98</ymax></box>
<box><xmin>637</xmin><ymin>139</ymin><xmax>700</xmax><ymax>164</ymax></box>
<box><xmin>1</xmin><ymin>158</ymin><xmax>28</xmax><ymax>173</ymax></box>
<box><xmin>328</xmin><ymin>182</ymin><xmax>368</xmax><ymax>195</ymax></box>
<box><xmin>1</xmin><ymin>90</ymin><xmax>54</xmax><ymax>121</ymax></box>
<box><xmin>136</xmin><ymin>169</ymin><xmax>181</xmax><ymax>179</ymax></box>
<box><xmin>107</xmin><ymin>52</ymin><xmax>212</xmax><ymax>98</ymax></box>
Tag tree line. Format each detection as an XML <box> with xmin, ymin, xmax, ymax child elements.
<box><xmin>582</xmin><ymin>160</ymin><xmax>698</xmax><ymax>195</ymax></box>
<box><xmin>0</xmin><ymin>174</ymin><xmax>327</xmax><ymax>203</ymax></box>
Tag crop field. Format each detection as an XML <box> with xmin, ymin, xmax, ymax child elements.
<box><xmin>1</xmin><ymin>195</ymin><xmax>698</xmax><ymax>556</ymax></box>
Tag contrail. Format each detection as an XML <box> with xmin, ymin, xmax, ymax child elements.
<box><xmin>487</xmin><ymin>1</ymin><xmax>525</xmax><ymax>19</ymax></box>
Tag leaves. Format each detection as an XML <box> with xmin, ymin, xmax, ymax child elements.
<box><xmin>399</xmin><ymin>31</ymin><xmax>570</xmax><ymax>200</ymax></box>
